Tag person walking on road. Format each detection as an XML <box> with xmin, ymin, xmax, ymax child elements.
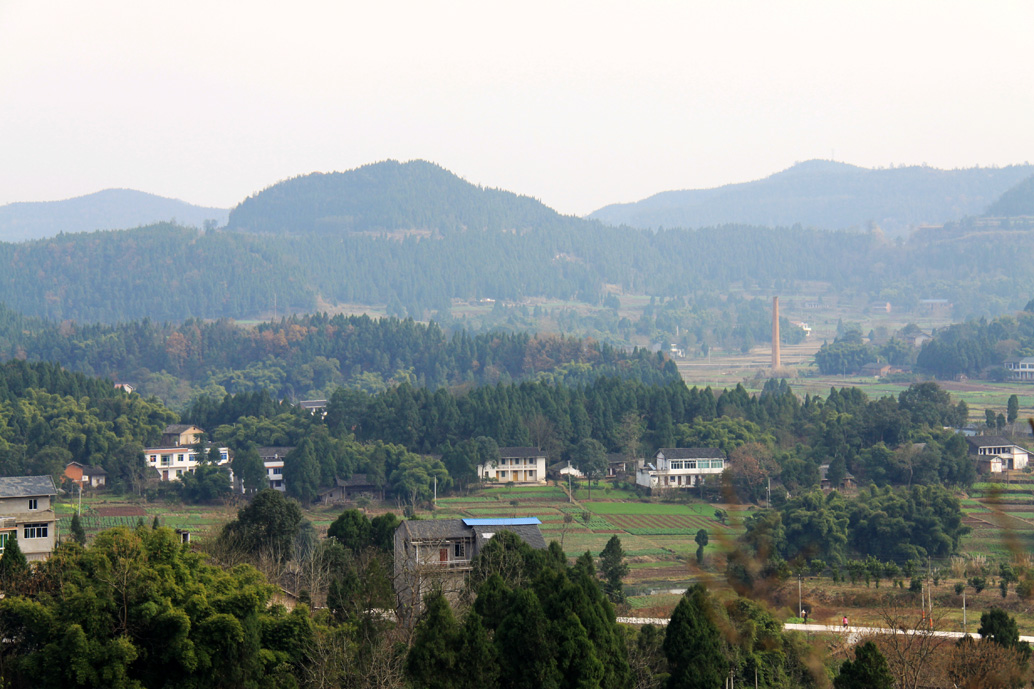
<box><xmin>842</xmin><ymin>615</ymin><xmax>848</xmax><ymax>629</ymax></box>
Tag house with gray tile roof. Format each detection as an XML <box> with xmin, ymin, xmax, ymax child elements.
<box><xmin>0</xmin><ymin>475</ymin><xmax>58</xmax><ymax>561</ymax></box>
<box><xmin>394</xmin><ymin>517</ymin><xmax>546</xmax><ymax>622</ymax></box>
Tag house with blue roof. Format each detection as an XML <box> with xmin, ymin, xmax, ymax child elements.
<box><xmin>393</xmin><ymin>516</ymin><xmax>547</xmax><ymax>621</ymax></box>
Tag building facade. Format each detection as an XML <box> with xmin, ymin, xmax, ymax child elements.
<box><xmin>636</xmin><ymin>448</ymin><xmax>726</xmax><ymax>490</ymax></box>
<box><xmin>0</xmin><ymin>476</ymin><xmax>58</xmax><ymax>561</ymax></box>
<box><xmin>967</xmin><ymin>436</ymin><xmax>1030</xmax><ymax>471</ymax></box>
<box><xmin>144</xmin><ymin>446</ymin><xmax>231</xmax><ymax>481</ymax></box>
<box><xmin>477</xmin><ymin>446</ymin><xmax>547</xmax><ymax>484</ymax></box>
<box><xmin>393</xmin><ymin>517</ymin><xmax>546</xmax><ymax>623</ymax></box>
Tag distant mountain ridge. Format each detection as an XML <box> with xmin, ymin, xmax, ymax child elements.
<box><xmin>0</xmin><ymin>189</ymin><xmax>229</xmax><ymax>242</ymax></box>
<box><xmin>589</xmin><ymin>160</ymin><xmax>1034</xmax><ymax>235</ymax></box>
<box><xmin>227</xmin><ymin>159</ymin><xmax>586</xmax><ymax>235</ymax></box>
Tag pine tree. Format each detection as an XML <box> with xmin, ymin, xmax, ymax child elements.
<box><xmin>599</xmin><ymin>535</ymin><xmax>628</xmax><ymax>604</ymax></box>
<box><xmin>406</xmin><ymin>592</ymin><xmax>460</xmax><ymax>689</ymax></box>
<box><xmin>70</xmin><ymin>513</ymin><xmax>86</xmax><ymax>545</ymax></box>
<box><xmin>664</xmin><ymin>584</ymin><xmax>728</xmax><ymax>689</ymax></box>
<box><xmin>0</xmin><ymin>533</ymin><xmax>29</xmax><ymax>590</ymax></box>
<box><xmin>1008</xmin><ymin>394</ymin><xmax>1020</xmax><ymax>424</ymax></box>
<box><xmin>834</xmin><ymin>641</ymin><xmax>894</xmax><ymax>689</ymax></box>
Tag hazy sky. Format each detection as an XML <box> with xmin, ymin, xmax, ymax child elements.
<box><xmin>1</xmin><ymin>1</ymin><xmax>1031</xmax><ymax>216</ymax></box>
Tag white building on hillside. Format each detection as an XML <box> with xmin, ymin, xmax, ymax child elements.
<box><xmin>637</xmin><ymin>448</ymin><xmax>726</xmax><ymax>490</ymax></box>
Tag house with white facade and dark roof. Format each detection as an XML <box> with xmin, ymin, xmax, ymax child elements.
<box><xmin>636</xmin><ymin>448</ymin><xmax>726</xmax><ymax>490</ymax></box>
<box><xmin>967</xmin><ymin>436</ymin><xmax>1029</xmax><ymax>471</ymax></box>
<box><xmin>1004</xmin><ymin>357</ymin><xmax>1034</xmax><ymax>381</ymax></box>
<box><xmin>477</xmin><ymin>446</ymin><xmax>547</xmax><ymax>484</ymax></box>
<box><xmin>0</xmin><ymin>475</ymin><xmax>58</xmax><ymax>561</ymax></box>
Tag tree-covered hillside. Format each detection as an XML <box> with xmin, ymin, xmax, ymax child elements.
<box><xmin>0</xmin><ymin>307</ymin><xmax>678</xmax><ymax>406</ymax></box>
<box><xmin>228</xmin><ymin>159</ymin><xmax>583</xmax><ymax>235</ymax></box>
<box><xmin>985</xmin><ymin>173</ymin><xmax>1034</xmax><ymax>217</ymax></box>
<box><xmin>590</xmin><ymin>160</ymin><xmax>1034</xmax><ymax>235</ymax></box>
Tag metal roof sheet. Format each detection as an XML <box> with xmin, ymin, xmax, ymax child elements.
<box><xmin>462</xmin><ymin>517</ymin><xmax>541</xmax><ymax>526</ymax></box>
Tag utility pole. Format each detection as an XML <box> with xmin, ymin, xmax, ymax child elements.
<box><xmin>433</xmin><ymin>475</ymin><xmax>437</xmax><ymax>507</ymax></box>
<box><xmin>798</xmin><ymin>573</ymin><xmax>803</xmax><ymax>619</ymax></box>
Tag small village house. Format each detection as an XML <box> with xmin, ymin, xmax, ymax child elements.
<box><xmin>636</xmin><ymin>448</ymin><xmax>726</xmax><ymax>490</ymax></box>
<box><xmin>0</xmin><ymin>476</ymin><xmax>59</xmax><ymax>561</ymax></box>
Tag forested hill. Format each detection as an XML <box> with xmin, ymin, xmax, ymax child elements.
<box><xmin>589</xmin><ymin>160</ymin><xmax>1034</xmax><ymax>235</ymax></box>
<box><xmin>0</xmin><ymin>189</ymin><xmax>228</xmax><ymax>242</ymax></box>
<box><xmin>0</xmin><ymin>306</ymin><xmax>679</xmax><ymax>406</ymax></box>
<box><xmin>986</xmin><ymin>173</ymin><xmax>1034</xmax><ymax>217</ymax></box>
<box><xmin>2</xmin><ymin>217</ymin><xmax>1034</xmax><ymax>323</ymax></box>
<box><xmin>227</xmin><ymin>159</ymin><xmax>585</xmax><ymax>235</ymax></box>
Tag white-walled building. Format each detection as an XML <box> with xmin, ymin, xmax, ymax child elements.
<box><xmin>637</xmin><ymin>448</ymin><xmax>726</xmax><ymax>490</ymax></box>
<box><xmin>144</xmin><ymin>446</ymin><xmax>231</xmax><ymax>481</ymax></box>
<box><xmin>257</xmin><ymin>447</ymin><xmax>295</xmax><ymax>492</ymax></box>
<box><xmin>967</xmin><ymin>436</ymin><xmax>1030</xmax><ymax>470</ymax></box>
<box><xmin>0</xmin><ymin>475</ymin><xmax>58</xmax><ymax>561</ymax></box>
<box><xmin>477</xmin><ymin>447</ymin><xmax>547</xmax><ymax>484</ymax></box>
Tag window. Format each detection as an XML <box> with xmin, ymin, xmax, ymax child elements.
<box><xmin>23</xmin><ymin>523</ymin><xmax>48</xmax><ymax>539</ymax></box>
<box><xmin>454</xmin><ymin>542</ymin><xmax>465</xmax><ymax>558</ymax></box>
<box><xmin>0</xmin><ymin>532</ymin><xmax>7</xmax><ymax>552</ymax></box>
<box><xmin>499</xmin><ymin>470</ymin><xmax>507</xmax><ymax>478</ymax></box>
<box><xmin>149</xmin><ymin>454</ymin><xmax>158</xmax><ymax>463</ymax></box>
<box><xmin>528</xmin><ymin>470</ymin><xmax>536</xmax><ymax>479</ymax></box>
<box><xmin>161</xmin><ymin>455</ymin><xmax>171</xmax><ymax>466</ymax></box>
<box><xmin>670</xmin><ymin>461</ymin><xmax>683</xmax><ymax>470</ymax></box>
<box><xmin>28</xmin><ymin>499</ymin><xmax>37</xmax><ymax>510</ymax></box>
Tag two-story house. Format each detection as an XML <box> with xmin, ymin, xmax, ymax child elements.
<box><xmin>257</xmin><ymin>446</ymin><xmax>295</xmax><ymax>492</ymax></box>
<box><xmin>143</xmin><ymin>444</ymin><xmax>232</xmax><ymax>481</ymax></box>
<box><xmin>636</xmin><ymin>448</ymin><xmax>726</xmax><ymax>490</ymax></box>
<box><xmin>967</xmin><ymin>436</ymin><xmax>1030</xmax><ymax>471</ymax></box>
<box><xmin>477</xmin><ymin>447</ymin><xmax>547</xmax><ymax>484</ymax></box>
<box><xmin>1004</xmin><ymin>358</ymin><xmax>1034</xmax><ymax>381</ymax></box>
<box><xmin>0</xmin><ymin>475</ymin><xmax>58</xmax><ymax>561</ymax></box>
<box><xmin>393</xmin><ymin>517</ymin><xmax>546</xmax><ymax>622</ymax></box>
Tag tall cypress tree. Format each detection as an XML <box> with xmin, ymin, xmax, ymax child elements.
<box><xmin>663</xmin><ymin>584</ymin><xmax>728</xmax><ymax>689</ymax></box>
<box><xmin>599</xmin><ymin>536</ymin><xmax>628</xmax><ymax>604</ymax></box>
<box><xmin>407</xmin><ymin>592</ymin><xmax>460</xmax><ymax>689</ymax></box>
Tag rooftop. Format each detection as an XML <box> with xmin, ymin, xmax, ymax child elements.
<box><xmin>498</xmin><ymin>447</ymin><xmax>545</xmax><ymax>458</ymax></box>
<box><xmin>657</xmin><ymin>448</ymin><xmax>726</xmax><ymax>460</ymax></box>
<box><xmin>0</xmin><ymin>475</ymin><xmax>58</xmax><ymax>498</ymax></box>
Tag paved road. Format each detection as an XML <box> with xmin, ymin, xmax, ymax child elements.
<box><xmin>618</xmin><ymin>618</ymin><xmax>1034</xmax><ymax>645</ymax></box>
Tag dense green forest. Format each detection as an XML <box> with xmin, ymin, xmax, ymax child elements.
<box><xmin>914</xmin><ymin>307</ymin><xmax>1034</xmax><ymax>379</ymax></box>
<box><xmin>1</xmin><ymin>211</ymin><xmax>1033</xmax><ymax>325</ymax></box>
<box><xmin>178</xmin><ymin>375</ymin><xmax>975</xmax><ymax>507</ymax></box>
<box><xmin>0</xmin><ymin>307</ymin><xmax>678</xmax><ymax>405</ymax></box>
<box><xmin>0</xmin><ymin>360</ymin><xmax>174</xmax><ymax>488</ymax></box>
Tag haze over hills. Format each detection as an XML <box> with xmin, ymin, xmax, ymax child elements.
<box><xmin>0</xmin><ymin>189</ymin><xmax>229</xmax><ymax>242</ymax></box>
<box><xmin>228</xmin><ymin>159</ymin><xmax>586</xmax><ymax>235</ymax></box>
<box><xmin>589</xmin><ymin>160</ymin><xmax>1034</xmax><ymax>235</ymax></box>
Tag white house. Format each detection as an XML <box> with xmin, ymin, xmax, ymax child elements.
<box><xmin>0</xmin><ymin>475</ymin><xmax>58</xmax><ymax>561</ymax></box>
<box><xmin>477</xmin><ymin>447</ymin><xmax>547</xmax><ymax>484</ymax></box>
<box><xmin>966</xmin><ymin>436</ymin><xmax>1030</xmax><ymax>470</ymax></box>
<box><xmin>637</xmin><ymin>448</ymin><xmax>726</xmax><ymax>490</ymax></box>
<box><xmin>144</xmin><ymin>445</ymin><xmax>231</xmax><ymax>481</ymax></box>
<box><xmin>257</xmin><ymin>447</ymin><xmax>294</xmax><ymax>492</ymax></box>
<box><xmin>1004</xmin><ymin>358</ymin><xmax>1034</xmax><ymax>381</ymax></box>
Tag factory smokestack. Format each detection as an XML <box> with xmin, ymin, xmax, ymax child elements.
<box><xmin>772</xmin><ymin>296</ymin><xmax>781</xmax><ymax>370</ymax></box>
